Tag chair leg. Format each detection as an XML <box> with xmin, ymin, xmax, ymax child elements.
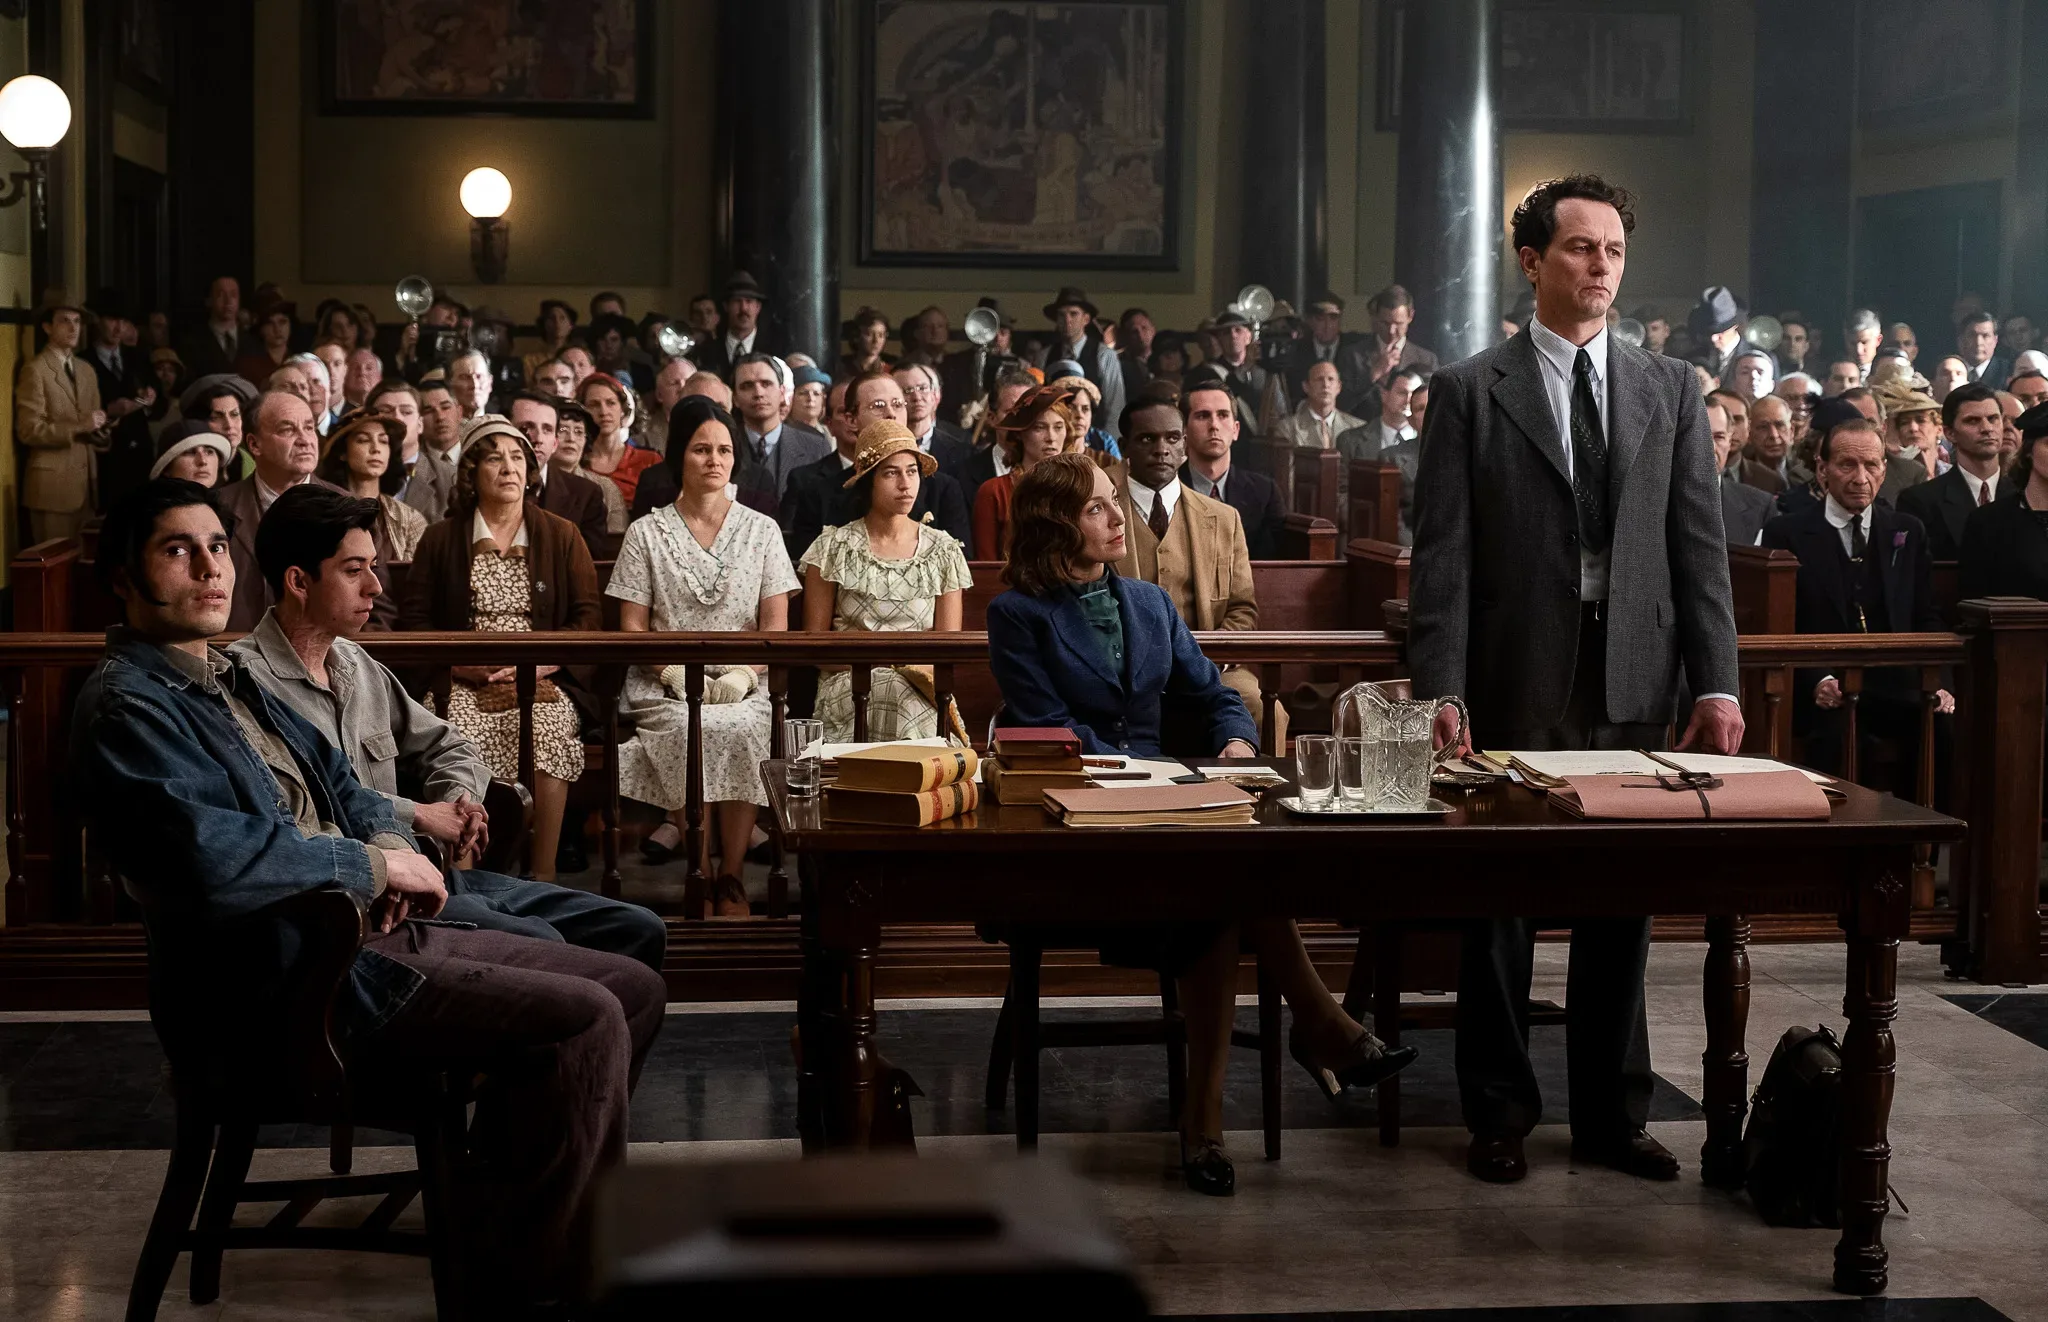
<box><xmin>416</xmin><ymin>1078</ymin><xmax>468</xmax><ymax>1322</ymax></box>
<box><xmin>984</xmin><ymin>977</ymin><xmax>1015</xmax><ymax>1112</ymax></box>
<box><xmin>187</xmin><ymin>1120</ymin><xmax>256</xmax><ymax>1304</ymax></box>
<box><xmin>1161</xmin><ymin>971</ymin><xmax>1187</xmax><ymax>1130</ymax></box>
<box><xmin>1257</xmin><ymin>963</ymin><xmax>1283</xmax><ymax>1161</ymax></box>
<box><xmin>1374</xmin><ymin>925</ymin><xmax>1404</xmax><ymax>1148</ymax></box>
<box><xmin>1013</xmin><ymin>947</ymin><xmax>1041</xmax><ymax>1150</ymax></box>
<box><xmin>125</xmin><ymin>1106</ymin><xmax>214</xmax><ymax>1322</ymax></box>
<box><xmin>329</xmin><ymin>1122</ymin><xmax>354</xmax><ymax>1175</ymax></box>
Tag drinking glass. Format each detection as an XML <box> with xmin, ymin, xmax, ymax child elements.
<box><xmin>785</xmin><ymin>718</ymin><xmax>824</xmax><ymax>797</ymax></box>
<box><xmin>1336</xmin><ymin>736</ymin><xmax>1374</xmax><ymax>808</ymax></box>
<box><xmin>1293</xmin><ymin>735</ymin><xmax>1336</xmax><ymax>810</ymax></box>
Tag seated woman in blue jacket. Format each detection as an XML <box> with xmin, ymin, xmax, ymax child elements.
<box><xmin>986</xmin><ymin>453</ymin><xmax>1416</xmax><ymax>1196</ymax></box>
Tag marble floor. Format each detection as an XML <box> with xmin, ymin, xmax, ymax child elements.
<box><xmin>3</xmin><ymin>941</ymin><xmax>2045</xmax><ymax>1320</ymax></box>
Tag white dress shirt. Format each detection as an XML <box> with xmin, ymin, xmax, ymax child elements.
<box><xmin>1822</xmin><ymin>494</ymin><xmax>1870</xmax><ymax>559</ymax></box>
<box><xmin>1374</xmin><ymin>418</ymin><xmax>1416</xmax><ymax>451</ymax></box>
<box><xmin>747</xmin><ymin>425</ymin><xmax>783</xmax><ymax>465</ymax></box>
<box><xmin>1959</xmin><ymin>466</ymin><xmax>2000</xmax><ymax>505</ymax></box>
<box><xmin>725</xmin><ymin>330</ymin><xmax>757</xmax><ymax>362</ymax></box>
<box><xmin>1127</xmin><ymin>476</ymin><xmax>1182</xmax><ymax>527</ymax></box>
<box><xmin>1527</xmin><ymin>316</ymin><xmax>1614</xmax><ymax>603</ymax></box>
<box><xmin>254</xmin><ymin>473</ymin><xmax>313</xmax><ymax>514</ymax></box>
<box><xmin>1967</xmin><ymin>358</ymin><xmax>1994</xmax><ymax>382</ymax></box>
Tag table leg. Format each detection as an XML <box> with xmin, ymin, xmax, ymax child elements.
<box><xmin>1699</xmin><ymin>915</ymin><xmax>1751</xmax><ymax>1189</ymax></box>
<box><xmin>1834</xmin><ymin>927</ymin><xmax>1899</xmax><ymax>1294</ymax></box>
<box><xmin>795</xmin><ymin>857</ymin><xmax>835</xmax><ymax>1154</ymax></box>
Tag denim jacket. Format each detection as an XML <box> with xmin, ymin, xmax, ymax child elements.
<box><xmin>70</xmin><ymin>628</ymin><xmax>424</xmax><ymax>1039</ymax></box>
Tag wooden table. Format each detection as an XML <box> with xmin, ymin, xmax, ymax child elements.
<box><xmin>764</xmin><ymin>761</ymin><xmax>1964</xmax><ymax>1296</ymax></box>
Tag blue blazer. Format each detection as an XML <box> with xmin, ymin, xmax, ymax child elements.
<box><xmin>986</xmin><ymin>572</ymin><xmax>1257</xmax><ymax>757</ymax></box>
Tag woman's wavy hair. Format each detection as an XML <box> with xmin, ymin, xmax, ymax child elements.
<box><xmin>1002</xmin><ymin>452</ymin><xmax>1103</xmax><ymax>595</ymax></box>
<box><xmin>449</xmin><ymin>424</ymin><xmax>541</xmax><ymax>520</ymax></box>
<box><xmin>315</xmin><ymin>413</ymin><xmax>406</xmax><ymax>497</ymax></box>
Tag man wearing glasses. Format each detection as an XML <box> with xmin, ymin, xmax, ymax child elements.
<box><xmin>893</xmin><ymin>361</ymin><xmax>973</xmax><ymax>485</ymax></box>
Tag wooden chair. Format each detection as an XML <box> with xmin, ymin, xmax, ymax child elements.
<box><xmin>127</xmin><ymin>887</ymin><xmax>467</xmax><ymax>1321</ymax></box>
<box><xmin>981</xmin><ymin>928</ymin><xmax>1285</xmax><ymax>1160</ymax></box>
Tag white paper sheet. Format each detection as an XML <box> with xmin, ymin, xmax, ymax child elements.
<box><xmin>1487</xmin><ymin>750</ymin><xmax>1668</xmax><ymax>778</ymax></box>
<box><xmin>1650</xmin><ymin>752</ymin><xmax>1834</xmax><ymax>785</ymax></box>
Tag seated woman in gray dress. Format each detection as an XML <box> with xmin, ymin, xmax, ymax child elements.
<box><xmin>987</xmin><ymin>453</ymin><xmax>1416</xmax><ymax>1197</ymax></box>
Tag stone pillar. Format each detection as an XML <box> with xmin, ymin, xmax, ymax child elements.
<box><xmin>718</xmin><ymin>1</ymin><xmax>838</xmax><ymax>365</ymax></box>
<box><xmin>1748</xmin><ymin>0</ymin><xmax>1855</xmax><ymax>351</ymax></box>
<box><xmin>1237</xmin><ymin>0</ymin><xmax>1328</xmax><ymax>311</ymax></box>
<box><xmin>1391</xmin><ymin>0</ymin><xmax>1500</xmax><ymax>365</ymax></box>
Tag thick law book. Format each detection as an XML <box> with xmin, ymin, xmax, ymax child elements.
<box><xmin>823</xmin><ymin>780</ymin><xmax>981</xmax><ymax>827</ymax></box>
<box><xmin>991</xmin><ymin>726</ymin><xmax>1085</xmax><ymax>771</ymax></box>
<box><xmin>1041</xmin><ymin>782</ymin><xmax>1257</xmax><ymax>827</ymax></box>
<box><xmin>984</xmin><ymin>759</ymin><xmax>1091</xmax><ymax>806</ymax></box>
<box><xmin>832</xmin><ymin>743</ymin><xmax>979</xmax><ymax>793</ymax></box>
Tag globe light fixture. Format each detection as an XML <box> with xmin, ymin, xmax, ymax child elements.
<box><xmin>459</xmin><ymin>167</ymin><xmax>511</xmax><ymax>284</ymax></box>
<box><xmin>0</xmin><ymin>75</ymin><xmax>72</xmax><ymax>232</ymax></box>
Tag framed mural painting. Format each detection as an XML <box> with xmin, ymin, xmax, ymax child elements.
<box><xmin>319</xmin><ymin>0</ymin><xmax>655</xmax><ymax>118</ymax></box>
<box><xmin>862</xmin><ymin>0</ymin><xmax>1183</xmax><ymax>269</ymax></box>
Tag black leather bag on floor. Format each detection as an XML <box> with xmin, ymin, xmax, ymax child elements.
<box><xmin>1742</xmin><ymin>1023</ymin><xmax>1843</xmax><ymax>1227</ymax></box>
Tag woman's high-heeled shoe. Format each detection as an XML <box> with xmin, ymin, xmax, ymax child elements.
<box><xmin>1290</xmin><ymin>1027</ymin><xmax>1419</xmax><ymax>1100</ymax></box>
<box><xmin>1179</xmin><ymin>1136</ymin><xmax>1235</xmax><ymax>1196</ymax></box>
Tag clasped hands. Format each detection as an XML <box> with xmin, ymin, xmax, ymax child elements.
<box><xmin>1814</xmin><ymin>676</ymin><xmax>1953</xmax><ymax>715</ymax></box>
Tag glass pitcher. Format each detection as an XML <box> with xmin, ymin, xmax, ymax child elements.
<box><xmin>1332</xmin><ymin>681</ymin><xmax>1470</xmax><ymax>811</ymax></box>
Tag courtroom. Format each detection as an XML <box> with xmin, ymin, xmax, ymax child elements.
<box><xmin>5</xmin><ymin>2</ymin><xmax>2048</xmax><ymax>1320</ymax></box>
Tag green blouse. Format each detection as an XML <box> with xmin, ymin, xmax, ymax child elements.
<box><xmin>1072</xmin><ymin>575</ymin><xmax>1125</xmax><ymax>674</ymax></box>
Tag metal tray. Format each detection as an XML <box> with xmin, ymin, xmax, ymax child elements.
<box><xmin>1275</xmin><ymin>795</ymin><xmax>1457</xmax><ymax>818</ymax></box>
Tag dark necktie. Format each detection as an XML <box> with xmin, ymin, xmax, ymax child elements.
<box><xmin>1570</xmin><ymin>348</ymin><xmax>1611</xmax><ymax>554</ymax></box>
<box><xmin>1148</xmin><ymin>495</ymin><xmax>1171</xmax><ymax>541</ymax></box>
<box><xmin>63</xmin><ymin>357</ymin><xmax>74</xmax><ymax>383</ymax></box>
<box><xmin>1849</xmin><ymin>512</ymin><xmax>1867</xmax><ymax>562</ymax></box>
<box><xmin>1979</xmin><ymin>479</ymin><xmax>1991</xmax><ymax>507</ymax></box>
<box><xmin>1209</xmin><ymin>480</ymin><xmax>1222</xmax><ymax>499</ymax></box>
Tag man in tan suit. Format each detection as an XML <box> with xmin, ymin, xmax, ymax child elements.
<box><xmin>17</xmin><ymin>305</ymin><xmax>107</xmax><ymax>542</ymax></box>
<box><xmin>1115</xmin><ymin>391</ymin><xmax>1273</xmax><ymax>744</ymax></box>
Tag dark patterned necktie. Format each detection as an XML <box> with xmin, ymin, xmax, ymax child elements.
<box><xmin>1570</xmin><ymin>348</ymin><xmax>1611</xmax><ymax>553</ymax></box>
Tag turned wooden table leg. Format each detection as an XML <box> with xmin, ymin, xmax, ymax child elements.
<box><xmin>801</xmin><ymin>860</ymin><xmax>886</xmax><ymax>1152</ymax></box>
<box><xmin>1700</xmin><ymin>915</ymin><xmax>1751</xmax><ymax>1189</ymax></box>
<box><xmin>795</xmin><ymin>853</ymin><xmax>834</xmax><ymax>1154</ymax></box>
<box><xmin>1835</xmin><ymin>854</ymin><xmax>1908</xmax><ymax>1296</ymax></box>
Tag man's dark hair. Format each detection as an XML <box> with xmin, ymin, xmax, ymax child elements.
<box><xmin>509</xmin><ymin>390</ymin><xmax>562</xmax><ymax>420</ymax></box>
<box><xmin>846</xmin><ymin>366</ymin><xmax>897</xmax><ymax>415</ymax></box>
<box><xmin>39</xmin><ymin>303</ymin><xmax>83</xmax><ymax>325</ymax></box>
<box><xmin>1959</xmin><ymin>309</ymin><xmax>1997</xmax><ymax>332</ymax></box>
<box><xmin>1366</xmin><ymin>284</ymin><xmax>1416</xmax><ymax>314</ymax></box>
<box><xmin>1817</xmin><ymin>415</ymin><xmax>1882</xmax><ymax>464</ymax></box>
<box><xmin>734</xmin><ymin>351</ymin><xmax>782</xmax><ymax>379</ymax></box>
<box><xmin>1942</xmin><ymin>381</ymin><xmax>1999</xmax><ymax>432</ymax></box>
<box><xmin>255</xmin><ymin>485</ymin><xmax>379</xmax><ymax>598</ymax></box>
<box><xmin>1827</xmin><ymin>355</ymin><xmax>1862</xmax><ymax>374</ymax></box>
<box><xmin>366</xmin><ymin>378</ymin><xmax>420</xmax><ymax>410</ymax></box>
<box><xmin>1120</xmin><ymin>381</ymin><xmax>1185</xmax><ymax>436</ymax></box>
<box><xmin>1510</xmin><ymin>175</ymin><xmax>1637</xmax><ymax>256</ymax></box>
<box><xmin>1707</xmin><ymin>387</ymin><xmax>1747</xmax><ymax>414</ymax></box>
<box><xmin>590</xmin><ymin>290</ymin><xmax>626</xmax><ymax>313</ymax></box>
<box><xmin>1119</xmin><ymin>306</ymin><xmax>1151</xmax><ymax>326</ymax></box>
<box><xmin>96</xmin><ymin>478</ymin><xmax>232</xmax><ymax>600</ymax></box>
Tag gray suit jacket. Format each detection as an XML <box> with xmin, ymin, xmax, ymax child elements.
<box><xmin>1719</xmin><ymin>475</ymin><xmax>1774</xmax><ymax>547</ymax></box>
<box><xmin>1408</xmin><ymin>329</ymin><xmax>1739</xmax><ymax>732</ymax></box>
<box><xmin>748</xmin><ymin>425</ymin><xmax>833</xmax><ymax>504</ymax></box>
<box><xmin>403</xmin><ymin>443</ymin><xmax>459</xmax><ymax>523</ymax></box>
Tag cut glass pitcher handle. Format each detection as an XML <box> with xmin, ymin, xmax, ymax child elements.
<box><xmin>1429</xmin><ymin>695</ymin><xmax>1471</xmax><ymax>768</ymax></box>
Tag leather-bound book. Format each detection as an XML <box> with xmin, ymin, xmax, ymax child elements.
<box><xmin>984</xmin><ymin>760</ymin><xmax>1091</xmax><ymax>806</ymax></box>
<box><xmin>833</xmin><ymin>743</ymin><xmax>980</xmax><ymax>793</ymax></box>
<box><xmin>991</xmin><ymin>726</ymin><xmax>1084</xmax><ymax>771</ymax></box>
<box><xmin>824</xmin><ymin>780</ymin><xmax>981</xmax><ymax>827</ymax></box>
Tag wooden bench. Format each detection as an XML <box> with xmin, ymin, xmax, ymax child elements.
<box><xmin>1346</xmin><ymin>459</ymin><xmax>1403</xmax><ymax>544</ymax></box>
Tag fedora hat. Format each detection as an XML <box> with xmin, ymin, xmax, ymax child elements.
<box><xmin>1687</xmin><ymin>286</ymin><xmax>1743</xmax><ymax>339</ymax></box>
<box><xmin>722</xmin><ymin>270</ymin><xmax>766</xmax><ymax>301</ymax></box>
<box><xmin>1043</xmin><ymin>286</ymin><xmax>1099</xmax><ymax>320</ymax></box>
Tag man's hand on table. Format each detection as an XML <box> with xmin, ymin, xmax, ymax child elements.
<box><xmin>1217</xmin><ymin>739</ymin><xmax>1257</xmax><ymax>759</ymax></box>
<box><xmin>1676</xmin><ymin>696</ymin><xmax>1745</xmax><ymax>755</ymax></box>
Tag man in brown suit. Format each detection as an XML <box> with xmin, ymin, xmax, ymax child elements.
<box><xmin>1114</xmin><ymin>393</ymin><xmax>1273</xmax><ymax>743</ymax></box>
<box><xmin>17</xmin><ymin>305</ymin><xmax>107</xmax><ymax>542</ymax></box>
<box><xmin>216</xmin><ymin>389</ymin><xmax>341</xmax><ymax>630</ymax></box>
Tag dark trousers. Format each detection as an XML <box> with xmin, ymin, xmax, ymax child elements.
<box><xmin>358</xmin><ymin>924</ymin><xmax>668</xmax><ymax>1309</ymax></box>
<box><xmin>441</xmin><ymin>869</ymin><xmax>669</xmax><ymax>974</ymax></box>
<box><xmin>1456</xmin><ymin>605</ymin><xmax>1658</xmax><ymax>1140</ymax></box>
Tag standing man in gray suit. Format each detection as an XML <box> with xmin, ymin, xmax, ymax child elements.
<box><xmin>1408</xmin><ymin>175</ymin><xmax>1743</xmax><ymax>1187</ymax></box>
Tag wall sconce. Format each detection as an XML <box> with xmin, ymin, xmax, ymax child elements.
<box><xmin>460</xmin><ymin>166</ymin><xmax>511</xmax><ymax>284</ymax></box>
<box><xmin>0</xmin><ymin>75</ymin><xmax>71</xmax><ymax>234</ymax></box>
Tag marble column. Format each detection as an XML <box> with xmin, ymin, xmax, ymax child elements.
<box><xmin>718</xmin><ymin>0</ymin><xmax>838</xmax><ymax>366</ymax></box>
<box><xmin>1238</xmin><ymin>0</ymin><xmax>1328</xmax><ymax>311</ymax></box>
<box><xmin>1391</xmin><ymin>0</ymin><xmax>1500</xmax><ymax>365</ymax></box>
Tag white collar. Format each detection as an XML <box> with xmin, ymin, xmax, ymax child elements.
<box><xmin>471</xmin><ymin>509</ymin><xmax>530</xmax><ymax>550</ymax></box>
<box><xmin>1529</xmin><ymin>316</ymin><xmax>1610</xmax><ymax>383</ymax></box>
<box><xmin>1128</xmin><ymin>475</ymin><xmax>1181</xmax><ymax>519</ymax></box>
<box><xmin>1823</xmin><ymin>495</ymin><xmax>1869</xmax><ymax>532</ymax></box>
<box><xmin>836</xmin><ymin>451</ymin><xmax>855</xmax><ymax>469</ymax></box>
<box><xmin>748</xmin><ymin>423</ymin><xmax>782</xmax><ymax>448</ymax></box>
<box><xmin>254</xmin><ymin>472</ymin><xmax>310</xmax><ymax>510</ymax></box>
<box><xmin>1959</xmin><ymin>466</ymin><xmax>1999</xmax><ymax>501</ymax></box>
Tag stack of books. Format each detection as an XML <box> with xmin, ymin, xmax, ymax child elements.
<box><xmin>823</xmin><ymin>743</ymin><xmax>980</xmax><ymax>827</ymax></box>
<box><xmin>984</xmin><ymin>727</ymin><xmax>1090</xmax><ymax>806</ymax></box>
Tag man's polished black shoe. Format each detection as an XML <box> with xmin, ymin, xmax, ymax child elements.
<box><xmin>1180</xmin><ymin>1138</ymin><xmax>1236</xmax><ymax>1196</ymax></box>
<box><xmin>1466</xmin><ymin>1132</ymin><xmax>1527</xmax><ymax>1183</ymax></box>
<box><xmin>1571</xmin><ymin>1129</ymin><xmax>1681</xmax><ymax>1181</ymax></box>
